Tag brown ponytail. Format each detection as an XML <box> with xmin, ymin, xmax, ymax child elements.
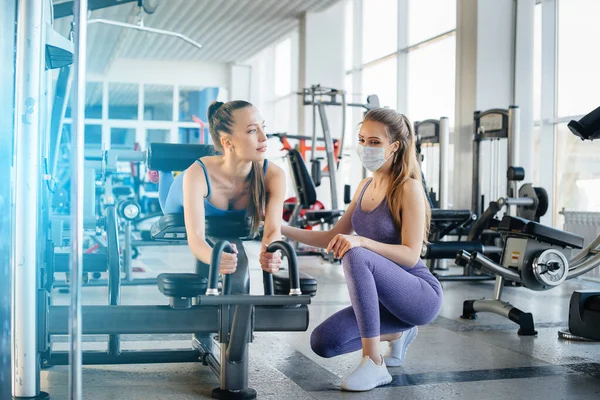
<box><xmin>207</xmin><ymin>100</ymin><xmax>265</xmax><ymax>235</ymax></box>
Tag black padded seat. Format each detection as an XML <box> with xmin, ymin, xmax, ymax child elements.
<box><xmin>151</xmin><ymin>213</ymin><xmax>187</xmax><ymax>240</ymax></box>
<box><xmin>273</xmin><ymin>271</ymin><xmax>318</xmax><ymax>297</ymax></box>
<box><xmin>157</xmin><ymin>273</ymin><xmax>208</xmax><ymax>298</ymax></box>
<box><xmin>584</xmin><ymin>296</ymin><xmax>600</xmax><ymax>313</ymax></box>
<box><xmin>431</xmin><ymin>209</ymin><xmax>475</xmax><ymax>223</ymax></box>
<box><xmin>151</xmin><ymin>214</ymin><xmax>253</xmax><ymax>241</ymax></box>
<box><xmin>303</xmin><ymin>210</ymin><xmax>344</xmax><ymax>222</ymax></box>
<box><xmin>498</xmin><ymin>215</ymin><xmax>584</xmax><ymax>249</ymax></box>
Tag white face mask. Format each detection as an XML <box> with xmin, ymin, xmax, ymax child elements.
<box><xmin>356</xmin><ymin>143</ymin><xmax>397</xmax><ymax>172</ymax></box>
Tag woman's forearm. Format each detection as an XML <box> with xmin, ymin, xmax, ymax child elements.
<box><xmin>189</xmin><ymin>239</ymin><xmax>214</xmax><ymax>265</ymax></box>
<box><xmin>262</xmin><ymin>229</ymin><xmax>282</xmax><ymax>248</ymax></box>
<box><xmin>281</xmin><ymin>225</ymin><xmax>333</xmax><ymax>249</ymax></box>
<box><xmin>360</xmin><ymin>237</ymin><xmax>421</xmax><ymax>268</ymax></box>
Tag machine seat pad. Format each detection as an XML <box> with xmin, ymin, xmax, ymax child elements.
<box><xmin>151</xmin><ymin>213</ymin><xmax>187</xmax><ymax>241</ymax></box>
<box><xmin>157</xmin><ymin>273</ymin><xmax>208</xmax><ymax>298</ymax></box>
<box><xmin>584</xmin><ymin>296</ymin><xmax>600</xmax><ymax>313</ymax></box>
<box><xmin>273</xmin><ymin>271</ymin><xmax>318</xmax><ymax>297</ymax></box>
<box><xmin>430</xmin><ymin>209</ymin><xmax>475</xmax><ymax>223</ymax></box>
<box><xmin>498</xmin><ymin>216</ymin><xmax>584</xmax><ymax>249</ymax></box>
<box><xmin>151</xmin><ymin>214</ymin><xmax>252</xmax><ymax>240</ymax></box>
<box><xmin>303</xmin><ymin>210</ymin><xmax>343</xmax><ymax>222</ymax></box>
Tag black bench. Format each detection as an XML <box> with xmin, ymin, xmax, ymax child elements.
<box><xmin>498</xmin><ymin>215</ymin><xmax>584</xmax><ymax>249</ymax></box>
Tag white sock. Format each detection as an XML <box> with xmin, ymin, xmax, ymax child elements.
<box><xmin>340</xmin><ymin>355</ymin><xmax>392</xmax><ymax>392</ymax></box>
<box><xmin>383</xmin><ymin>326</ymin><xmax>418</xmax><ymax>367</ymax></box>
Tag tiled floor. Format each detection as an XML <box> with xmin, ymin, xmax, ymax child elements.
<box><xmin>42</xmin><ymin>240</ymin><xmax>600</xmax><ymax>399</ymax></box>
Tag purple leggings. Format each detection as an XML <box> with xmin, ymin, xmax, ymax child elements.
<box><xmin>310</xmin><ymin>247</ymin><xmax>442</xmax><ymax>358</ymax></box>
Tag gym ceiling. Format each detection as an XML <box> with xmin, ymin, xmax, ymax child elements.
<box><xmin>53</xmin><ymin>0</ymin><xmax>341</xmax><ymax>75</ymax></box>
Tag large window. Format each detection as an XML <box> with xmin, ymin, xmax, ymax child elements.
<box><xmin>344</xmin><ymin>0</ymin><xmax>353</xmax><ymax>72</ymax></box>
<box><xmin>557</xmin><ymin>0</ymin><xmax>600</xmax><ymax>118</ymax></box>
<box><xmin>108</xmin><ymin>83</ymin><xmax>138</xmax><ymax>120</ymax></box>
<box><xmin>362</xmin><ymin>0</ymin><xmax>398</xmax><ymax>63</ymax></box>
<box><xmin>272</xmin><ymin>37</ymin><xmax>295</xmax><ymax>133</ymax></box>
<box><xmin>553</xmin><ymin>0</ymin><xmax>600</xmax><ymax>225</ymax></box>
<box><xmin>408</xmin><ymin>0</ymin><xmax>457</xmax><ymax>45</ymax></box>
<box><xmin>274</xmin><ymin>38</ymin><xmax>292</xmax><ymax>98</ymax></box>
<box><xmin>143</xmin><ymin>84</ymin><xmax>173</xmax><ymax>121</ymax></box>
<box><xmin>555</xmin><ymin>124</ymin><xmax>600</xmax><ymax>227</ymax></box>
<box><xmin>362</xmin><ymin>57</ymin><xmax>397</xmax><ymax>109</ymax></box>
<box><xmin>407</xmin><ymin>35</ymin><xmax>456</xmax><ymax>124</ymax></box>
<box><xmin>533</xmin><ymin>3</ymin><xmax>542</xmax><ymax>122</ymax></box>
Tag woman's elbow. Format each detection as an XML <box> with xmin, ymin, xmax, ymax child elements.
<box><xmin>405</xmin><ymin>247</ymin><xmax>422</xmax><ymax>268</ymax></box>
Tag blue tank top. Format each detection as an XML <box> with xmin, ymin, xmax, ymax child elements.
<box><xmin>195</xmin><ymin>159</ymin><xmax>269</xmax><ymax>217</ymax></box>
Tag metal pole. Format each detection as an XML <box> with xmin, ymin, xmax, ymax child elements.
<box><xmin>439</xmin><ymin>117</ymin><xmax>450</xmax><ymax>209</ymax></box>
<box><xmin>311</xmin><ymin>94</ymin><xmax>317</xmax><ymax>162</ymax></box>
<box><xmin>124</xmin><ymin>221</ymin><xmax>133</xmax><ymax>282</ymax></box>
<box><xmin>70</xmin><ymin>0</ymin><xmax>88</xmax><ymax>398</ymax></box>
<box><xmin>1</xmin><ymin>1</ymin><xmax>18</xmax><ymax>398</ymax></box>
<box><xmin>507</xmin><ymin>106</ymin><xmax>520</xmax><ymax>198</ymax></box>
<box><xmin>13</xmin><ymin>0</ymin><xmax>44</xmax><ymax>397</ymax></box>
<box><xmin>317</xmin><ymin>104</ymin><xmax>339</xmax><ymax>209</ymax></box>
<box><xmin>338</xmin><ymin>91</ymin><xmax>347</xmax><ymax>166</ymax></box>
<box><xmin>471</xmin><ymin>112</ymin><xmax>481</xmax><ymax>214</ymax></box>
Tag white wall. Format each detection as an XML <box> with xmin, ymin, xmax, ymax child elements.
<box><xmin>97</xmin><ymin>58</ymin><xmax>229</xmax><ymax>87</ymax></box>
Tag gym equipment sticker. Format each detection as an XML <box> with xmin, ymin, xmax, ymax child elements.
<box><xmin>511</xmin><ymin>252</ymin><xmax>520</xmax><ymax>264</ymax></box>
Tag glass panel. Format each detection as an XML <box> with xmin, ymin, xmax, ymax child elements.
<box><xmin>532</xmin><ymin>125</ymin><xmax>541</xmax><ymax>185</ymax></box>
<box><xmin>144</xmin><ymin>84</ymin><xmax>173</xmax><ymax>121</ymax></box>
<box><xmin>110</xmin><ymin>127</ymin><xmax>136</xmax><ymax>149</ymax></box>
<box><xmin>557</xmin><ymin>0</ymin><xmax>600</xmax><ymax>117</ymax></box>
<box><xmin>84</xmin><ymin>124</ymin><xmax>102</xmax><ymax>148</ymax></box>
<box><xmin>554</xmin><ymin>123</ymin><xmax>600</xmax><ymax>227</ymax></box>
<box><xmin>345</xmin><ymin>73</ymin><xmax>355</xmax><ymax>147</ymax></box>
<box><xmin>273</xmin><ymin>97</ymin><xmax>291</xmax><ymax>133</ymax></box>
<box><xmin>362</xmin><ymin>0</ymin><xmax>398</xmax><ymax>63</ymax></box>
<box><xmin>179</xmin><ymin>87</ymin><xmax>220</xmax><ymax>123</ymax></box>
<box><xmin>108</xmin><ymin>82</ymin><xmax>138</xmax><ymax>120</ymax></box>
<box><xmin>85</xmin><ymin>81</ymin><xmax>103</xmax><ymax>119</ymax></box>
<box><xmin>179</xmin><ymin>127</ymin><xmax>209</xmax><ymax>144</ymax></box>
<box><xmin>362</xmin><ymin>56</ymin><xmax>397</xmax><ymax>109</ymax></box>
<box><xmin>533</xmin><ymin>3</ymin><xmax>541</xmax><ymax>122</ymax></box>
<box><xmin>345</xmin><ymin>0</ymin><xmax>353</xmax><ymax>71</ymax></box>
<box><xmin>147</xmin><ymin>129</ymin><xmax>170</xmax><ymax>144</ymax></box>
<box><xmin>408</xmin><ymin>0</ymin><xmax>457</xmax><ymax>45</ymax></box>
<box><xmin>407</xmin><ymin>35</ymin><xmax>456</xmax><ymax>125</ymax></box>
<box><xmin>66</xmin><ymin>81</ymin><xmax>103</xmax><ymax>118</ymax></box>
<box><xmin>274</xmin><ymin>38</ymin><xmax>292</xmax><ymax>97</ymax></box>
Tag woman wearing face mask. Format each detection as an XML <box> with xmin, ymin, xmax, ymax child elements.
<box><xmin>158</xmin><ymin>100</ymin><xmax>285</xmax><ymax>277</ymax></box>
<box><xmin>281</xmin><ymin>108</ymin><xmax>442</xmax><ymax>392</ymax></box>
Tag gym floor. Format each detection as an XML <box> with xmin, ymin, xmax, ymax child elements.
<box><xmin>44</xmin><ymin>241</ymin><xmax>600</xmax><ymax>400</ymax></box>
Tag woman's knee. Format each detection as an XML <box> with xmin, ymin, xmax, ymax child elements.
<box><xmin>341</xmin><ymin>247</ymin><xmax>372</xmax><ymax>274</ymax></box>
<box><xmin>410</xmin><ymin>295</ymin><xmax>443</xmax><ymax>326</ymax></box>
<box><xmin>310</xmin><ymin>327</ymin><xmax>339</xmax><ymax>358</ymax></box>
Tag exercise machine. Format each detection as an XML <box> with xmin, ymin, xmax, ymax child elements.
<box><xmin>298</xmin><ymin>84</ymin><xmax>379</xmax><ymax>210</ymax></box>
<box><xmin>453</xmin><ymin>107</ymin><xmax>600</xmax><ymax>335</ymax></box>
<box><xmin>43</xmin><ymin>144</ymin><xmax>319</xmax><ymax>399</ymax></box>
<box><xmin>415</xmin><ymin>117</ymin><xmax>451</xmax><ymax>209</ymax></box>
<box><xmin>419</xmin><ymin>107</ymin><xmax>549</xmax><ymax>281</ymax></box>
<box><xmin>415</xmin><ymin>117</ymin><xmax>494</xmax><ymax>279</ymax></box>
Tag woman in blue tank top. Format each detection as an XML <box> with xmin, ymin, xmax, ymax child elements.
<box><xmin>159</xmin><ymin>100</ymin><xmax>286</xmax><ymax>275</ymax></box>
<box><xmin>282</xmin><ymin>108</ymin><xmax>442</xmax><ymax>392</ymax></box>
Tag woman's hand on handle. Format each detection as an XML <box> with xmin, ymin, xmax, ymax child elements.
<box><xmin>327</xmin><ymin>234</ymin><xmax>363</xmax><ymax>259</ymax></box>
<box><xmin>219</xmin><ymin>243</ymin><xmax>238</xmax><ymax>275</ymax></box>
<box><xmin>260</xmin><ymin>243</ymin><xmax>282</xmax><ymax>274</ymax></box>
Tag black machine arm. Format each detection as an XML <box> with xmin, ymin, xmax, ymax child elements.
<box><xmin>568</xmin><ymin>105</ymin><xmax>600</xmax><ymax>141</ymax></box>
